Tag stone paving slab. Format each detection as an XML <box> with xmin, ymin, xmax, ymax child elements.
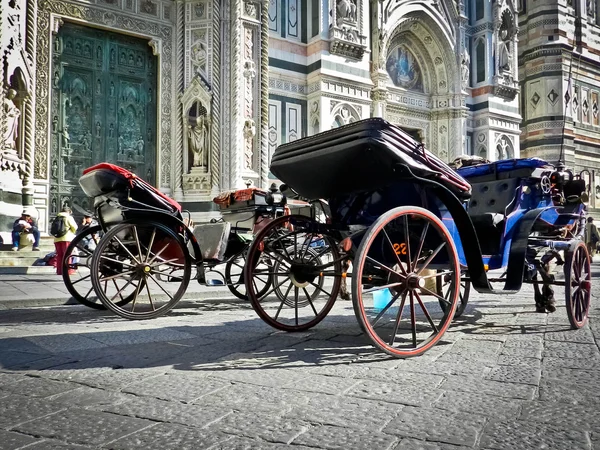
<box><xmin>0</xmin><ymin>274</ymin><xmax>599</xmax><ymax>448</ymax></box>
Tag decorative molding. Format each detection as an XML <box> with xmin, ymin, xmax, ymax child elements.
<box><xmin>35</xmin><ymin>0</ymin><xmax>174</xmax><ymax>190</ymax></box>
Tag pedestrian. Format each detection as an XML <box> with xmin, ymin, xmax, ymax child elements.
<box><xmin>51</xmin><ymin>206</ymin><xmax>78</xmax><ymax>275</ymax></box>
<box><xmin>11</xmin><ymin>210</ymin><xmax>41</xmax><ymax>251</ymax></box>
<box><xmin>77</xmin><ymin>212</ymin><xmax>99</xmax><ymax>251</ymax></box>
<box><xmin>585</xmin><ymin>216</ymin><xmax>599</xmax><ymax>255</ymax></box>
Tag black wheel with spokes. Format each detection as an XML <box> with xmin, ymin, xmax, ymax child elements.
<box><xmin>63</xmin><ymin>225</ymin><xmax>111</xmax><ymax>309</ymax></box>
<box><xmin>225</xmin><ymin>248</ymin><xmax>272</xmax><ymax>300</ymax></box>
<box><xmin>564</xmin><ymin>241</ymin><xmax>591</xmax><ymax>329</ymax></box>
<box><xmin>90</xmin><ymin>221</ymin><xmax>191</xmax><ymax>320</ymax></box>
<box><xmin>244</xmin><ymin>215</ymin><xmax>342</xmax><ymax>332</ymax></box>
<box><xmin>352</xmin><ymin>206</ymin><xmax>460</xmax><ymax>358</ymax></box>
<box><xmin>437</xmin><ymin>270</ymin><xmax>470</xmax><ymax>319</ymax></box>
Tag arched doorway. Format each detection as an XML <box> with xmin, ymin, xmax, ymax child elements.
<box><xmin>50</xmin><ymin>22</ymin><xmax>157</xmax><ymax>216</ymax></box>
<box><xmin>379</xmin><ymin>11</ymin><xmax>464</xmax><ymax>162</ymax></box>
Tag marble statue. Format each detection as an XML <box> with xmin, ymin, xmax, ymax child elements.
<box><xmin>3</xmin><ymin>89</ymin><xmax>20</xmax><ymax>151</ymax></box>
<box><xmin>188</xmin><ymin>115</ymin><xmax>210</xmax><ymax>168</ymax></box>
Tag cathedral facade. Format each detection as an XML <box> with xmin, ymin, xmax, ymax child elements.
<box><xmin>0</xmin><ymin>0</ymin><xmax>523</xmax><ymax>231</ymax></box>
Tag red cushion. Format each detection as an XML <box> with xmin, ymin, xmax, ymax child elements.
<box><xmin>82</xmin><ymin>163</ymin><xmax>182</xmax><ymax>212</ymax></box>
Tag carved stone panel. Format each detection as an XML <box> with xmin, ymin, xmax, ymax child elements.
<box><xmin>50</xmin><ymin>22</ymin><xmax>157</xmax><ymax>214</ymax></box>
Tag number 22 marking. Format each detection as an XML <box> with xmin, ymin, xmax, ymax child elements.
<box><xmin>393</xmin><ymin>243</ymin><xmax>407</xmax><ymax>255</ymax></box>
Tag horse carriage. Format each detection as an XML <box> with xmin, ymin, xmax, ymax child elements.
<box><xmin>63</xmin><ymin>163</ymin><xmax>288</xmax><ymax>318</ymax></box>
<box><xmin>242</xmin><ymin>118</ymin><xmax>591</xmax><ymax>358</ymax></box>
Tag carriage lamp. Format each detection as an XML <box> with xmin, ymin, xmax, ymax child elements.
<box><xmin>522</xmin><ymin>186</ymin><xmax>531</xmax><ymax>195</ymax></box>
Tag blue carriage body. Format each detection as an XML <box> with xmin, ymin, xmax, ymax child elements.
<box><xmin>271</xmin><ymin>118</ymin><xmax>587</xmax><ymax>293</ymax></box>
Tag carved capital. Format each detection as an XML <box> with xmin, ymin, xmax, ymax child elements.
<box><xmin>148</xmin><ymin>39</ymin><xmax>161</xmax><ymax>56</ymax></box>
<box><xmin>51</xmin><ymin>17</ymin><xmax>64</xmax><ymax>35</ymax></box>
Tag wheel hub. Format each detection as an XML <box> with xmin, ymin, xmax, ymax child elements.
<box><xmin>289</xmin><ymin>264</ymin><xmax>316</xmax><ymax>288</ymax></box>
<box><xmin>580</xmin><ymin>280</ymin><xmax>591</xmax><ymax>291</ymax></box>
<box><xmin>406</xmin><ymin>274</ymin><xmax>425</xmax><ymax>291</ymax></box>
<box><xmin>138</xmin><ymin>264</ymin><xmax>152</xmax><ymax>276</ymax></box>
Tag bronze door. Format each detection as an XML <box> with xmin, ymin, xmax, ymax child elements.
<box><xmin>50</xmin><ymin>22</ymin><xmax>157</xmax><ymax>216</ymax></box>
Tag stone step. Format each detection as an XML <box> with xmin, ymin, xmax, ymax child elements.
<box><xmin>0</xmin><ymin>266</ymin><xmax>56</xmax><ymax>275</ymax></box>
<box><xmin>0</xmin><ymin>256</ymin><xmax>44</xmax><ymax>266</ymax></box>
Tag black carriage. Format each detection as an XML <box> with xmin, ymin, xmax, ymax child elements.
<box><xmin>243</xmin><ymin>118</ymin><xmax>590</xmax><ymax>358</ymax></box>
<box><xmin>68</xmin><ymin>163</ymin><xmax>287</xmax><ymax>318</ymax></box>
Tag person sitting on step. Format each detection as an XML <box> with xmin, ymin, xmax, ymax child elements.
<box><xmin>11</xmin><ymin>210</ymin><xmax>41</xmax><ymax>252</ymax></box>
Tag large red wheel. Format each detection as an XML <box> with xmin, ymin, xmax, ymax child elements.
<box><xmin>352</xmin><ymin>206</ymin><xmax>460</xmax><ymax>358</ymax></box>
<box><xmin>564</xmin><ymin>241</ymin><xmax>591</xmax><ymax>329</ymax></box>
<box><xmin>244</xmin><ymin>215</ymin><xmax>342</xmax><ymax>332</ymax></box>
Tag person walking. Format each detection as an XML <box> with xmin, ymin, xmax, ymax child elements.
<box><xmin>51</xmin><ymin>206</ymin><xmax>78</xmax><ymax>275</ymax></box>
<box><xmin>585</xmin><ymin>216</ymin><xmax>599</xmax><ymax>256</ymax></box>
<box><xmin>11</xmin><ymin>211</ymin><xmax>41</xmax><ymax>251</ymax></box>
<box><xmin>76</xmin><ymin>213</ymin><xmax>99</xmax><ymax>251</ymax></box>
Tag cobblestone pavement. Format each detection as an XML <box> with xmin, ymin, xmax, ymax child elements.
<box><xmin>1</xmin><ymin>267</ymin><xmax>600</xmax><ymax>449</ymax></box>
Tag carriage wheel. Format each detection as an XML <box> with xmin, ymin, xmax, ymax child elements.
<box><xmin>352</xmin><ymin>206</ymin><xmax>460</xmax><ymax>358</ymax></box>
<box><xmin>564</xmin><ymin>241</ymin><xmax>591</xmax><ymax>329</ymax></box>
<box><xmin>437</xmin><ymin>271</ymin><xmax>470</xmax><ymax>319</ymax></box>
<box><xmin>90</xmin><ymin>221</ymin><xmax>191</xmax><ymax>320</ymax></box>
<box><xmin>244</xmin><ymin>215</ymin><xmax>342</xmax><ymax>332</ymax></box>
<box><xmin>225</xmin><ymin>248</ymin><xmax>272</xmax><ymax>300</ymax></box>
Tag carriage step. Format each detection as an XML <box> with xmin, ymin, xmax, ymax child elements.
<box><xmin>206</xmin><ymin>279</ymin><xmax>225</xmax><ymax>286</ymax></box>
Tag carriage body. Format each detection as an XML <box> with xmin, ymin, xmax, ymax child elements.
<box><xmin>74</xmin><ymin>163</ymin><xmax>289</xmax><ymax>317</ymax></box>
<box><xmin>245</xmin><ymin>117</ymin><xmax>591</xmax><ymax>358</ymax></box>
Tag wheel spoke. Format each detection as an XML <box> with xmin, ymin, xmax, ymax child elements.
<box><xmin>419</xmin><ymin>285</ymin><xmax>453</xmax><ymax>306</ymax></box>
<box><xmin>388</xmin><ymin>291</ymin><xmax>408</xmax><ymax>346</ymax></box>
<box><xmin>132</xmin><ymin>226</ymin><xmax>144</xmax><ymax>262</ymax></box>
<box><xmin>414</xmin><ymin>291</ymin><xmax>439</xmax><ymax>333</ymax></box>
<box><xmin>422</xmin><ymin>270</ymin><xmax>453</xmax><ymax>280</ymax></box>
<box><xmin>98</xmin><ymin>268</ymin><xmax>137</xmax><ymax>282</ymax></box>
<box><xmin>111</xmin><ymin>279</ymin><xmax>126</xmax><ymax>302</ymax></box>
<box><xmin>98</xmin><ymin>255</ymin><xmax>136</xmax><ymax>268</ymax></box>
<box><xmin>303</xmin><ymin>287</ymin><xmax>319</xmax><ymax>316</ymax></box>
<box><xmin>363</xmin><ymin>282</ymin><xmax>404</xmax><ymax>294</ymax></box>
<box><xmin>382</xmin><ymin>227</ymin><xmax>407</xmax><ymax>276</ymax></box>
<box><xmin>113</xmin><ymin>235</ymin><xmax>141</xmax><ymax>264</ymax></box>
<box><xmin>144</xmin><ymin>228</ymin><xmax>157</xmax><ymax>263</ymax></box>
<box><xmin>410</xmin><ymin>292</ymin><xmax>417</xmax><ymax>348</ymax></box>
<box><xmin>147</xmin><ymin>274</ymin><xmax>175</xmax><ymax>301</ymax></box>
<box><xmin>273</xmin><ymin>283</ymin><xmax>292</xmax><ymax>320</ymax></box>
<box><xmin>294</xmin><ymin>287</ymin><xmax>299</xmax><ymax>326</ymax></box>
<box><xmin>71</xmin><ymin>273</ymin><xmax>92</xmax><ymax>285</ymax></box>
<box><xmin>417</xmin><ymin>242</ymin><xmax>446</xmax><ymax>275</ymax></box>
<box><xmin>371</xmin><ymin>289</ymin><xmax>404</xmax><ymax>327</ymax></box>
<box><xmin>412</xmin><ymin>222</ymin><xmax>429</xmax><ymax>272</ymax></box>
<box><xmin>366</xmin><ymin>255</ymin><xmax>406</xmax><ymax>279</ymax></box>
<box><xmin>404</xmin><ymin>215</ymin><xmax>412</xmax><ymax>273</ymax></box>
<box><xmin>144</xmin><ymin>279</ymin><xmax>156</xmax><ymax>311</ymax></box>
<box><xmin>308</xmin><ymin>280</ymin><xmax>333</xmax><ymax>298</ymax></box>
<box><xmin>109</xmin><ymin>276</ymin><xmax>137</xmax><ymax>302</ymax></box>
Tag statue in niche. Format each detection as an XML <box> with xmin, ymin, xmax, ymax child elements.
<box><xmin>3</xmin><ymin>89</ymin><xmax>20</xmax><ymax>152</ymax></box>
<box><xmin>136</xmin><ymin>136</ymin><xmax>144</xmax><ymax>155</ymax></box>
<box><xmin>96</xmin><ymin>122</ymin><xmax>101</xmax><ymax>137</ymax></box>
<box><xmin>118</xmin><ymin>135</ymin><xmax>124</xmax><ymax>154</ymax></box>
<box><xmin>51</xmin><ymin>198</ymin><xmax>57</xmax><ymax>214</ymax></box>
<box><xmin>61</xmin><ymin>126</ymin><xmax>70</xmax><ymax>148</ymax></box>
<box><xmin>52</xmin><ymin>116</ymin><xmax>58</xmax><ymax>132</ymax></box>
<box><xmin>109</xmin><ymin>82</ymin><xmax>115</xmax><ymax>96</ymax></box>
<box><xmin>96</xmin><ymin>79</ymin><xmax>102</xmax><ymax>94</ymax></box>
<box><xmin>109</xmin><ymin>123</ymin><xmax>114</xmax><ymax>138</ymax></box>
<box><xmin>80</xmin><ymin>131</ymin><xmax>91</xmax><ymax>151</ymax></box>
<box><xmin>188</xmin><ymin>115</ymin><xmax>210</xmax><ymax>168</ymax></box>
<box><xmin>498</xmin><ymin>28</ymin><xmax>511</xmax><ymax>72</ymax></box>
<box><xmin>97</xmin><ymin>46</ymin><xmax>102</xmax><ymax>60</ymax></box>
<box><xmin>53</xmin><ymin>71</ymin><xmax>60</xmax><ymax>88</ymax></box>
<box><xmin>461</xmin><ymin>51</ymin><xmax>470</xmax><ymax>89</ymax></box>
<box><xmin>336</xmin><ymin>0</ymin><xmax>357</xmax><ymax>24</ymax></box>
<box><xmin>51</xmin><ymin>160</ymin><xmax>58</xmax><ymax>179</ymax></box>
<box><xmin>110</xmin><ymin>49</ymin><xmax>116</xmax><ymax>64</ymax></box>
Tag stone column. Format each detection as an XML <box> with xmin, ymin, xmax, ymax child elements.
<box><xmin>22</xmin><ymin>0</ymin><xmax>37</xmax><ymax>206</ymax></box>
<box><xmin>259</xmin><ymin>0</ymin><xmax>269</xmax><ymax>189</ymax></box>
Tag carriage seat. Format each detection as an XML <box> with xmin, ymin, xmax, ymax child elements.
<box><xmin>193</xmin><ymin>222</ymin><xmax>231</xmax><ymax>261</ymax></box>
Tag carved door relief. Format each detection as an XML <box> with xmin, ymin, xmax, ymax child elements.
<box><xmin>50</xmin><ymin>22</ymin><xmax>157</xmax><ymax>215</ymax></box>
